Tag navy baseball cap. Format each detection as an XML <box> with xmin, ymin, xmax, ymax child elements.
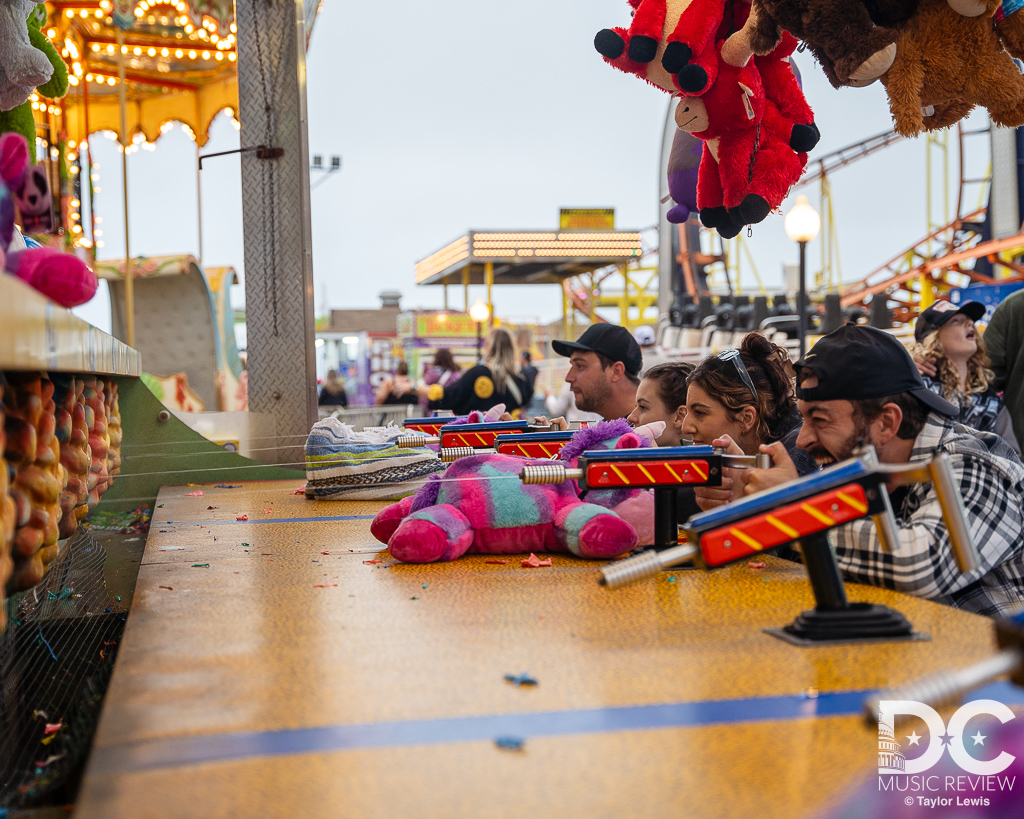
<box><xmin>552</xmin><ymin>323</ymin><xmax>643</xmax><ymax>376</ymax></box>
<box><xmin>795</xmin><ymin>324</ymin><xmax>957</xmax><ymax>417</ymax></box>
<box><xmin>914</xmin><ymin>300</ymin><xmax>986</xmax><ymax>342</ymax></box>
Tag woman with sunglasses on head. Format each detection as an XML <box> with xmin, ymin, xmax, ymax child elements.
<box><xmin>684</xmin><ymin>333</ymin><xmax>817</xmax><ymax>510</ymax></box>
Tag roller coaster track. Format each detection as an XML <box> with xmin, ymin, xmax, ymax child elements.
<box><xmin>795</xmin><ymin>130</ymin><xmax>904</xmax><ymax>190</ymax></box>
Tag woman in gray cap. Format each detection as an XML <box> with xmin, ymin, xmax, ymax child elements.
<box><xmin>910</xmin><ymin>300</ymin><xmax>1019</xmax><ymax>454</ymax></box>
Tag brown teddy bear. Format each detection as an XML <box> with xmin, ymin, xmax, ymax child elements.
<box><xmin>995</xmin><ymin>0</ymin><xmax>1024</xmax><ymax>59</ymax></box>
<box><xmin>748</xmin><ymin>0</ymin><xmax>919</xmax><ymax>87</ymax></box>
<box><xmin>881</xmin><ymin>0</ymin><xmax>1024</xmax><ymax>135</ymax></box>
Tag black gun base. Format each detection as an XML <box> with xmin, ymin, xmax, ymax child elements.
<box><xmin>764</xmin><ymin>603</ymin><xmax>928</xmax><ymax>647</ymax></box>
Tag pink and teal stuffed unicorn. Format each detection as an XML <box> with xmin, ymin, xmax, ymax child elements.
<box><xmin>370</xmin><ymin>418</ymin><xmax>663</xmax><ymax>563</ymax></box>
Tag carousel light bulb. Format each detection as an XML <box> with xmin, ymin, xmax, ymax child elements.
<box><xmin>161</xmin><ymin>48</ymin><xmax>169</xmax><ymax>56</ymax></box>
<box><xmin>79</xmin><ymin>9</ymin><xmax>88</xmax><ymax>17</ymax></box>
<box><xmin>72</xmin><ymin>225</ymin><xmax>82</xmax><ymax>234</ymax></box>
<box><xmin>188</xmin><ymin>49</ymin><xmax>196</xmax><ymax>58</ymax></box>
<box><xmin>91</xmin><ymin>43</ymin><xmax>100</xmax><ymax>52</ymax></box>
<box><xmin>65</xmin><ymin>9</ymin><xmax>73</xmax><ymax>17</ymax></box>
<box><xmin>96</xmin><ymin>216</ymin><xmax>103</xmax><ymax>224</ymax></box>
<box><xmin>107</xmin><ymin>44</ymin><xmax>114</xmax><ymax>54</ymax></box>
<box><xmin>228</xmin><ymin>52</ymin><xmax>236</xmax><ymax>61</ymax></box>
<box><xmin>47</xmin><ymin>28</ymin><xmax>56</xmax><ymax>38</ymax></box>
<box><xmin>133</xmin><ymin>47</ymin><xmax>142</xmax><ymax>56</ymax></box>
<box><xmin>201</xmin><ymin>50</ymin><xmax>210</xmax><ymax>59</ymax></box>
<box><xmin>175</xmin><ymin>49</ymin><xmax>183</xmax><ymax>57</ymax></box>
<box><xmin>148</xmin><ymin>48</ymin><xmax>156</xmax><ymax>56</ymax></box>
<box><xmin>215</xmin><ymin>52</ymin><xmax>223</xmax><ymax>60</ymax></box>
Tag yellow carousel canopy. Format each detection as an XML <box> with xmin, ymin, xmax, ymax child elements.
<box><xmin>44</xmin><ymin>1</ymin><xmax>324</xmax><ymax>147</ymax></box>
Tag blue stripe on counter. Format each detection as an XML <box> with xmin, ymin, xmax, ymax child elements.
<box><xmin>87</xmin><ymin>682</ymin><xmax>1024</xmax><ymax>775</ymax></box>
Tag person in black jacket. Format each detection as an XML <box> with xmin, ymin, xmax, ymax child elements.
<box><xmin>424</xmin><ymin>327</ymin><xmax>533</xmax><ymax>415</ymax></box>
<box><xmin>318</xmin><ymin>369</ymin><xmax>349</xmax><ymax>408</ymax></box>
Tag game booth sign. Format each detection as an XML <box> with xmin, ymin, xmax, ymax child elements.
<box><xmin>398</xmin><ymin>311</ymin><xmax>483</xmax><ymax>387</ymax></box>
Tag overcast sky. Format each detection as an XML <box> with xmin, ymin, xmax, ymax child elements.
<box><xmin>74</xmin><ymin>0</ymin><xmax>992</xmax><ymax>333</ymax></box>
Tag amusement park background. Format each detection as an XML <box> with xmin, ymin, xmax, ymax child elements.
<box><xmin>59</xmin><ymin>0</ymin><xmax>1007</xmax><ymax>415</ymax></box>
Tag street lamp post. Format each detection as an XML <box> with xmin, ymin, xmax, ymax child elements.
<box><xmin>784</xmin><ymin>195</ymin><xmax>821</xmax><ymax>359</ymax></box>
<box><xmin>469</xmin><ymin>299</ymin><xmax>490</xmax><ymax>363</ymax></box>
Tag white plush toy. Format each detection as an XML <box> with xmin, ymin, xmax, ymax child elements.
<box><xmin>0</xmin><ymin>0</ymin><xmax>52</xmax><ymax>111</ymax></box>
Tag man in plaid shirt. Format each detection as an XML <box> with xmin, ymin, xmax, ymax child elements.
<box><xmin>743</xmin><ymin>324</ymin><xmax>1024</xmax><ymax>617</ymax></box>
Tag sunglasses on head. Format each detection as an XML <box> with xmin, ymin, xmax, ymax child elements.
<box><xmin>716</xmin><ymin>349</ymin><xmax>758</xmax><ymax>402</ymax></box>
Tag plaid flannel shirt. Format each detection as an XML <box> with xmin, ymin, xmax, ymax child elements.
<box><xmin>829</xmin><ymin>413</ymin><xmax>1024</xmax><ymax>617</ymax></box>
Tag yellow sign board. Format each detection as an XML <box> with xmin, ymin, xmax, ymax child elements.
<box><xmin>559</xmin><ymin>208</ymin><xmax>615</xmax><ymax>230</ymax></box>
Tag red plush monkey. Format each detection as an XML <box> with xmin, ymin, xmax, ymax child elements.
<box><xmin>675</xmin><ymin>36</ymin><xmax>807</xmax><ymax>237</ymax></box>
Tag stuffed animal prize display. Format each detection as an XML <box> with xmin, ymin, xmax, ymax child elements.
<box><xmin>597</xmin><ymin>0</ymin><xmax>1024</xmax><ymax>236</ymax></box>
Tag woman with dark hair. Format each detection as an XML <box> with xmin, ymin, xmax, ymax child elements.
<box><xmin>626</xmin><ymin>362</ymin><xmax>694</xmax><ymax>446</ymax></box>
<box><xmin>684</xmin><ymin>333</ymin><xmax>816</xmax><ymax>510</ymax></box>
<box><xmin>422</xmin><ymin>348</ymin><xmax>462</xmax><ymax>412</ymax></box>
<box><xmin>375</xmin><ymin>361</ymin><xmax>419</xmax><ymax>406</ymax></box>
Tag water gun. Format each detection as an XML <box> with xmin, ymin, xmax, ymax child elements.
<box><xmin>397</xmin><ymin>421</ymin><xmax>584</xmax><ymax>463</ymax></box>
<box><xmin>402</xmin><ymin>414</ymin><xmax>455</xmax><ymax>437</ymax></box>
<box><xmin>599</xmin><ymin>449</ymin><xmax>980</xmax><ymax>644</ymax></box>
<box><xmin>520</xmin><ymin>445</ymin><xmax>771</xmax><ymax>552</ymax></box>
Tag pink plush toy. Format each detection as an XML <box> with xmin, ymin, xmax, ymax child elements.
<box><xmin>0</xmin><ymin>132</ymin><xmax>96</xmax><ymax>307</ymax></box>
<box><xmin>370</xmin><ymin>419</ymin><xmax>664</xmax><ymax>563</ymax></box>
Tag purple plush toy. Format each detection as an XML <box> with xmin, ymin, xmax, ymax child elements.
<box><xmin>666</xmin><ymin>128</ymin><xmax>702</xmax><ymax>225</ymax></box>
<box><xmin>0</xmin><ymin>133</ymin><xmax>97</xmax><ymax>307</ymax></box>
<box><xmin>370</xmin><ymin>419</ymin><xmax>663</xmax><ymax>563</ymax></box>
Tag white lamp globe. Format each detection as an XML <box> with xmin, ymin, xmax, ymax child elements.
<box><xmin>785</xmin><ymin>195</ymin><xmax>821</xmax><ymax>244</ymax></box>
<box><xmin>469</xmin><ymin>299</ymin><xmax>490</xmax><ymax>323</ymax></box>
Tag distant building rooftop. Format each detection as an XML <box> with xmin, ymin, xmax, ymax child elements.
<box><xmin>325</xmin><ymin>291</ymin><xmax>403</xmax><ymax>335</ymax></box>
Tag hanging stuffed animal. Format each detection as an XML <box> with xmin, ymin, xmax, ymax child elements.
<box><xmin>666</xmin><ymin>127</ymin><xmax>702</xmax><ymax>224</ymax></box>
<box><xmin>748</xmin><ymin>0</ymin><xmax>919</xmax><ymax>87</ymax></box>
<box><xmin>0</xmin><ymin>5</ymin><xmax>68</xmax><ymax>151</ymax></box>
<box><xmin>370</xmin><ymin>420</ymin><xmax>666</xmax><ymax>564</ymax></box>
<box><xmin>880</xmin><ymin>0</ymin><xmax>1024</xmax><ymax>135</ymax></box>
<box><xmin>0</xmin><ymin>132</ymin><xmax>97</xmax><ymax>306</ymax></box>
<box><xmin>596</xmin><ymin>0</ymin><xmax>815</xmax><ymax>236</ymax></box>
<box><xmin>0</xmin><ymin>0</ymin><xmax>53</xmax><ymax>111</ymax></box>
<box><xmin>996</xmin><ymin>0</ymin><xmax>1024</xmax><ymax>57</ymax></box>
<box><xmin>673</xmin><ymin>30</ymin><xmax>808</xmax><ymax>237</ymax></box>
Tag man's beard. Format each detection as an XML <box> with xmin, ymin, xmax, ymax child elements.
<box><xmin>573</xmin><ymin>382</ymin><xmax>610</xmax><ymax>414</ymax></box>
<box><xmin>805</xmin><ymin>418</ymin><xmax>872</xmax><ymax>467</ymax></box>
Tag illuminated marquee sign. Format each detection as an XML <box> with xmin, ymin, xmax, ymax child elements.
<box><xmin>559</xmin><ymin>208</ymin><xmax>615</xmax><ymax>230</ymax></box>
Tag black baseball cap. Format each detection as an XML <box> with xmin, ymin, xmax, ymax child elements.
<box><xmin>914</xmin><ymin>299</ymin><xmax>986</xmax><ymax>342</ymax></box>
<box><xmin>552</xmin><ymin>323</ymin><xmax>643</xmax><ymax>376</ymax></box>
<box><xmin>794</xmin><ymin>324</ymin><xmax>957</xmax><ymax>416</ymax></box>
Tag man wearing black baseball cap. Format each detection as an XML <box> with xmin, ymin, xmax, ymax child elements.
<box><xmin>552</xmin><ymin>323</ymin><xmax>643</xmax><ymax>421</ymax></box>
<box><xmin>742</xmin><ymin>323</ymin><xmax>1024</xmax><ymax>617</ymax></box>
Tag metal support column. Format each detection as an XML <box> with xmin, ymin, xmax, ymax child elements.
<box><xmin>485</xmin><ymin>262</ymin><xmax>494</xmax><ymax>328</ymax></box>
<box><xmin>463</xmin><ymin>268</ymin><xmax>470</xmax><ymax>311</ymax></box>
<box><xmin>235</xmin><ymin>0</ymin><xmax>318</xmax><ymax>465</ymax></box>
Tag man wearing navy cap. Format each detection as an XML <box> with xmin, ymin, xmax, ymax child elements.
<box><xmin>743</xmin><ymin>323</ymin><xmax>1024</xmax><ymax>617</ymax></box>
<box><xmin>552</xmin><ymin>323</ymin><xmax>642</xmax><ymax>421</ymax></box>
